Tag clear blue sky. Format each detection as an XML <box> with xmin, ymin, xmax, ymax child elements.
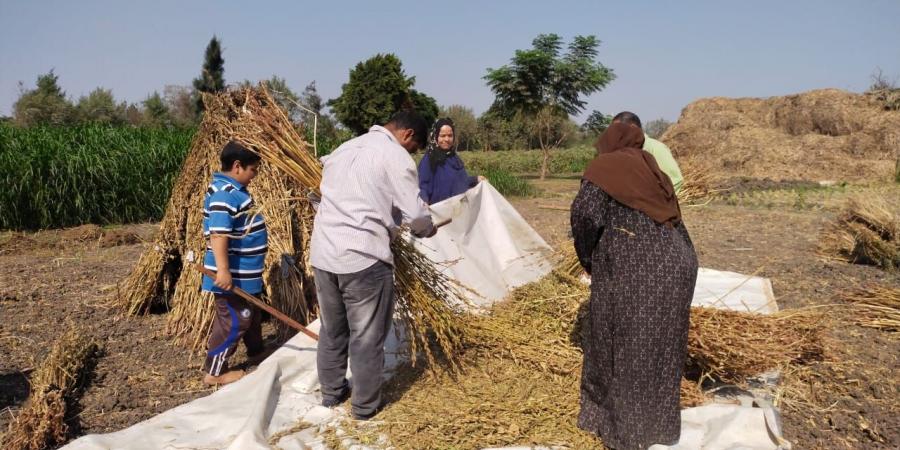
<box><xmin>1</xmin><ymin>0</ymin><xmax>899</xmax><ymax>122</ymax></box>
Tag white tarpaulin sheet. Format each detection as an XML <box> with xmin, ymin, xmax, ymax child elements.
<box><xmin>691</xmin><ymin>268</ymin><xmax>778</xmax><ymax>314</ymax></box>
<box><xmin>414</xmin><ymin>182</ymin><xmax>554</xmax><ymax>307</ymax></box>
<box><xmin>63</xmin><ymin>184</ymin><xmax>788</xmax><ymax>450</ymax></box>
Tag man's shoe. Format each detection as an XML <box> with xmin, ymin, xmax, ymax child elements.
<box><xmin>322</xmin><ymin>388</ymin><xmax>351</xmax><ymax>408</ymax></box>
<box><xmin>351</xmin><ymin>406</ymin><xmax>382</xmax><ymax>421</ymax></box>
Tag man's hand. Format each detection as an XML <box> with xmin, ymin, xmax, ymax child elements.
<box><xmin>214</xmin><ymin>270</ymin><xmax>233</xmax><ymax>291</ymax></box>
<box><xmin>425</xmin><ymin>225</ymin><xmax>438</xmax><ymax>238</ymax></box>
<box><xmin>477</xmin><ymin>175</ymin><xmax>487</xmax><ymax>182</ymax></box>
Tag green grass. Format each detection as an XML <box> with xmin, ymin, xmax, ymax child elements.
<box><xmin>0</xmin><ymin>123</ymin><xmax>194</xmax><ymax>230</ymax></box>
<box><xmin>474</xmin><ymin>166</ymin><xmax>534</xmax><ymax>197</ymax></box>
<box><xmin>459</xmin><ymin>147</ymin><xmax>594</xmax><ymax>175</ymax></box>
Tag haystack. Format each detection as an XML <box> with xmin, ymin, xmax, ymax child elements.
<box><xmin>118</xmin><ymin>85</ymin><xmax>466</xmax><ymax>366</ymax></box>
<box><xmin>2</xmin><ymin>328</ymin><xmax>100</xmax><ymax>450</ymax></box>
<box><xmin>820</xmin><ymin>198</ymin><xmax>900</xmax><ymax>271</ymax></box>
<box><xmin>117</xmin><ymin>88</ymin><xmax>315</xmax><ymax>349</ymax></box>
<box><xmin>662</xmin><ymin>89</ymin><xmax>900</xmax><ymax>182</ymax></box>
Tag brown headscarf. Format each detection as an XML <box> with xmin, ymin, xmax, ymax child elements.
<box><xmin>583</xmin><ymin>122</ymin><xmax>682</xmax><ymax>226</ymax></box>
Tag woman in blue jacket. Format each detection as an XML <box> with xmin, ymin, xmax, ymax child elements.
<box><xmin>418</xmin><ymin>118</ymin><xmax>483</xmax><ymax>204</ymax></box>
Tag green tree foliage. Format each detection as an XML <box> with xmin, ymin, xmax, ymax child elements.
<box><xmin>163</xmin><ymin>85</ymin><xmax>197</xmax><ymax>128</ymax></box>
<box><xmin>192</xmin><ymin>36</ymin><xmax>225</xmax><ymax>114</ymax></box>
<box><xmin>300</xmin><ymin>81</ymin><xmax>348</xmax><ymax>155</ymax></box>
<box><xmin>76</xmin><ymin>88</ymin><xmax>126</xmax><ymax>125</ymax></box>
<box><xmin>13</xmin><ymin>70</ymin><xmax>75</xmax><ymax>126</ymax></box>
<box><xmin>439</xmin><ymin>105</ymin><xmax>478</xmax><ymax>151</ymax></box>
<box><xmin>484</xmin><ymin>34</ymin><xmax>614</xmax><ymax>178</ymax></box>
<box><xmin>644</xmin><ymin>118</ymin><xmax>673</xmax><ymax>139</ymax></box>
<box><xmin>581</xmin><ymin>110</ymin><xmax>612</xmax><ymax>135</ymax></box>
<box><xmin>142</xmin><ymin>91</ymin><xmax>172</xmax><ymax>127</ymax></box>
<box><xmin>329</xmin><ymin>54</ymin><xmax>437</xmax><ymax>134</ymax></box>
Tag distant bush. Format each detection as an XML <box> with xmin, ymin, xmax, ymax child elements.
<box><xmin>461</xmin><ymin>147</ymin><xmax>594</xmax><ymax>174</ymax></box>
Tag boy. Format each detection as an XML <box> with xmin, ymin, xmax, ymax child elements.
<box><xmin>200</xmin><ymin>140</ymin><xmax>268</xmax><ymax>386</ymax></box>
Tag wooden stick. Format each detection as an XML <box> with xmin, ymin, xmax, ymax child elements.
<box><xmin>196</xmin><ymin>265</ymin><xmax>319</xmax><ymax>341</ymax></box>
<box><xmin>435</xmin><ymin>218</ymin><xmax>452</xmax><ymax>228</ymax></box>
<box><xmin>537</xmin><ymin>204</ymin><xmax>570</xmax><ymax>212</ymax></box>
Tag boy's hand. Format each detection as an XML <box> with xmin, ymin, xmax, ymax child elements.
<box><xmin>214</xmin><ymin>271</ymin><xmax>233</xmax><ymax>291</ymax></box>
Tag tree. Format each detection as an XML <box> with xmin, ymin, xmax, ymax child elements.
<box><xmin>328</xmin><ymin>53</ymin><xmax>438</xmax><ymax>135</ymax></box>
<box><xmin>76</xmin><ymin>88</ymin><xmax>126</xmax><ymax>124</ymax></box>
<box><xmin>163</xmin><ymin>85</ymin><xmax>197</xmax><ymax>127</ymax></box>
<box><xmin>440</xmin><ymin>105</ymin><xmax>478</xmax><ymax>151</ymax></box>
<box><xmin>485</xmin><ymin>34</ymin><xmax>615</xmax><ymax>179</ymax></box>
<box><xmin>581</xmin><ymin>110</ymin><xmax>612</xmax><ymax>135</ymax></box>
<box><xmin>142</xmin><ymin>91</ymin><xmax>172</xmax><ymax>127</ymax></box>
<box><xmin>265</xmin><ymin>75</ymin><xmax>302</xmax><ymax>123</ymax></box>
<box><xmin>644</xmin><ymin>118</ymin><xmax>673</xmax><ymax>139</ymax></box>
<box><xmin>300</xmin><ymin>81</ymin><xmax>345</xmax><ymax>154</ymax></box>
<box><xmin>13</xmin><ymin>70</ymin><xmax>74</xmax><ymax>126</ymax></box>
<box><xmin>192</xmin><ymin>36</ymin><xmax>225</xmax><ymax>115</ymax></box>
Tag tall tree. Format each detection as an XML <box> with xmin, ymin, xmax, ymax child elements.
<box><xmin>13</xmin><ymin>70</ymin><xmax>74</xmax><ymax>126</ymax></box>
<box><xmin>76</xmin><ymin>87</ymin><xmax>126</xmax><ymax>124</ymax></box>
<box><xmin>582</xmin><ymin>110</ymin><xmax>612</xmax><ymax>135</ymax></box>
<box><xmin>192</xmin><ymin>36</ymin><xmax>225</xmax><ymax>115</ymax></box>
<box><xmin>440</xmin><ymin>105</ymin><xmax>478</xmax><ymax>151</ymax></box>
<box><xmin>485</xmin><ymin>34</ymin><xmax>615</xmax><ymax>179</ymax></box>
<box><xmin>328</xmin><ymin>53</ymin><xmax>438</xmax><ymax>135</ymax></box>
<box><xmin>163</xmin><ymin>85</ymin><xmax>197</xmax><ymax>127</ymax></box>
<box><xmin>142</xmin><ymin>91</ymin><xmax>172</xmax><ymax>127</ymax></box>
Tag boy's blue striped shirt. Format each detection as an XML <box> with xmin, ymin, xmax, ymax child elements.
<box><xmin>201</xmin><ymin>173</ymin><xmax>268</xmax><ymax>294</ymax></box>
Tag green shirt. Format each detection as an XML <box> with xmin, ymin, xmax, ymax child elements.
<box><xmin>643</xmin><ymin>134</ymin><xmax>684</xmax><ymax>194</ymax></box>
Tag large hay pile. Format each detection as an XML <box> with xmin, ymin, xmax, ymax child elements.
<box><xmin>820</xmin><ymin>198</ymin><xmax>900</xmax><ymax>271</ymax></box>
<box><xmin>662</xmin><ymin>89</ymin><xmax>900</xmax><ymax>182</ymax></box>
<box><xmin>118</xmin><ymin>85</ymin><xmax>466</xmax><ymax>366</ymax></box>
<box><xmin>365</xmin><ymin>272</ymin><xmax>824</xmax><ymax>449</ymax></box>
<box><xmin>2</xmin><ymin>328</ymin><xmax>100</xmax><ymax>450</ymax></box>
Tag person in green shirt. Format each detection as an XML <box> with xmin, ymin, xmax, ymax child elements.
<box><xmin>611</xmin><ymin>111</ymin><xmax>684</xmax><ymax>194</ymax></box>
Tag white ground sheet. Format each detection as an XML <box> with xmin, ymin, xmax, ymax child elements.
<box><xmin>64</xmin><ymin>184</ymin><xmax>788</xmax><ymax>450</ymax></box>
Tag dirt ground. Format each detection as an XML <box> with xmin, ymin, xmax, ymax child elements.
<box><xmin>1</xmin><ymin>180</ymin><xmax>898</xmax><ymax>449</ymax></box>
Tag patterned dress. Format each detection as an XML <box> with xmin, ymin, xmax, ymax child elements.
<box><xmin>571</xmin><ymin>181</ymin><xmax>698</xmax><ymax>450</ymax></box>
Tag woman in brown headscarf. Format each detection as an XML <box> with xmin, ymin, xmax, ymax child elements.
<box><xmin>571</xmin><ymin>122</ymin><xmax>698</xmax><ymax>449</ymax></box>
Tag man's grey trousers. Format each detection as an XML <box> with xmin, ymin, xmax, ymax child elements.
<box><xmin>314</xmin><ymin>260</ymin><xmax>394</xmax><ymax>417</ymax></box>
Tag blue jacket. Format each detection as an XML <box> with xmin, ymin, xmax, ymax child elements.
<box><xmin>418</xmin><ymin>153</ymin><xmax>478</xmax><ymax>204</ymax></box>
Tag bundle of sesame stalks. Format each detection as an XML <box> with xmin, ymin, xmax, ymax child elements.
<box><xmin>116</xmin><ymin>87</ymin><xmax>317</xmax><ymax>350</ymax></box>
<box><xmin>687</xmin><ymin>306</ymin><xmax>826</xmax><ymax>383</ymax></box>
<box><xmin>217</xmin><ymin>83</ymin><xmax>467</xmax><ymax>367</ymax></box>
<box><xmin>841</xmin><ymin>284</ymin><xmax>900</xmax><ymax>331</ymax></box>
<box><xmin>820</xmin><ymin>197</ymin><xmax>900</xmax><ymax>271</ymax></box>
<box><xmin>2</xmin><ymin>328</ymin><xmax>100</xmax><ymax>450</ymax></box>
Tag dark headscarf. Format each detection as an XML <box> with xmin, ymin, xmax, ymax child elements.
<box><xmin>425</xmin><ymin>118</ymin><xmax>457</xmax><ymax>173</ymax></box>
<box><xmin>583</xmin><ymin>122</ymin><xmax>682</xmax><ymax>226</ymax></box>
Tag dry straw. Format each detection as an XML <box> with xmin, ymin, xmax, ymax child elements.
<box><xmin>116</xmin><ymin>87</ymin><xmax>317</xmax><ymax>349</ymax></box>
<box><xmin>841</xmin><ymin>284</ymin><xmax>900</xmax><ymax>332</ymax></box>
<box><xmin>2</xmin><ymin>328</ymin><xmax>99</xmax><ymax>450</ymax></box>
<box><xmin>819</xmin><ymin>198</ymin><xmax>900</xmax><ymax>271</ymax></box>
<box><xmin>662</xmin><ymin>89</ymin><xmax>900</xmax><ymax>183</ymax></box>
<box><xmin>361</xmin><ymin>271</ymin><xmax>827</xmax><ymax>449</ymax></box>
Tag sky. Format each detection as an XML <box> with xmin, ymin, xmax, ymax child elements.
<box><xmin>1</xmin><ymin>0</ymin><xmax>899</xmax><ymax>122</ymax></box>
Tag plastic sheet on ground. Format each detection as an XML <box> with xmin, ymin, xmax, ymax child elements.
<box><xmin>691</xmin><ymin>268</ymin><xmax>778</xmax><ymax>314</ymax></box>
<box><xmin>414</xmin><ymin>181</ymin><xmax>555</xmax><ymax>307</ymax></box>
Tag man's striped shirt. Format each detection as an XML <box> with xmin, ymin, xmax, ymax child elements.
<box><xmin>201</xmin><ymin>173</ymin><xmax>268</xmax><ymax>294</ymax></box>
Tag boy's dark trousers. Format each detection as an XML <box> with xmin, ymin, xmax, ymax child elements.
<box><xmin>204</xmin><ymin>292</ymin><xmax>264</xmax><ymax>376</ymax></box>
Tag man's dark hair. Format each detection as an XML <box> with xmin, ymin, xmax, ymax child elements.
<box><xmin>612</xmin><ymin>111</ymin><xmax>642</xmax><ymax>129</ymax></box>
<box><xmin>220</xmin><ymin>140</ymin><xmax>261</xmax><ymax>171</ymax></box>
<box><xmin>386</xmin><ymin>109</ymin><xmax>428</xmax><ymax>148</ymax></box>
